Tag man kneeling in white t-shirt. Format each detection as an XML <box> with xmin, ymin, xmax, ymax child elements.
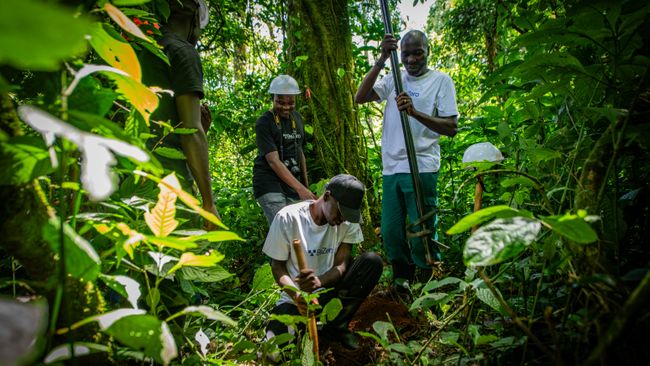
<box><xmin>263</xmin><ymin>174</ymin><xmax>382</xmax><ymax>350</ymax></box>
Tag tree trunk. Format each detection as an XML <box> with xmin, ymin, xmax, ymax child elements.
<box><xmin>286</xmin><ymin>0</ymin><xmax>377</xmax><ymax>241</ymax></box>
<box><xmin>0</xmin><ymin>93</ymin><xmax>105</xmax><ymax>340</ymax></box>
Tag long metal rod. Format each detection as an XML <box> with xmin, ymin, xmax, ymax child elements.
<box><xmin>378</xmin><ymin>0</ymin><xmax>436</xmax><ymax>264</ymax></box>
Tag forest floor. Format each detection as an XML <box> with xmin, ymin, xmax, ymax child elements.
<box><xmin>320</xmin><ymin>289</ymin><xmax>420</xmax><ymax>365</ymax></box>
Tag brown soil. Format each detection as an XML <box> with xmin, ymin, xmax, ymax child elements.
<box><xmin>320</xmin><ymin>290</ymin><xmax>420</xmax><ymax>366</ymax></box>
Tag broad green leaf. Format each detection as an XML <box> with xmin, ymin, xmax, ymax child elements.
<box><xmin>0</xmin><ymin>136</ymin><xmax>53</xmax><ymax>185</ymax></box>
<box><xmin>372</xmin><ymin>321</ymin><xmax>395</xmax><ymax>343</ymax></box>
<box><xmin>175</xmin><ymin>305</ymin><xmax>236</xmax><ymax>326</ymax></box>
<box><xmin>154</xmin><ymin>147</ymin><xmax>186</xmax><ymax>160</ymax></box>
<box><xmin>88</xmin><ymin>23</ymin><xmax>141</xmax><ymax>81</ymax></box>
<box><xmin>322</xmin><ymin>298</ymin><xmax>342</xmax><ymax>322</ymax></box>
<box><xmin>388</xmin><ymin>343</ymin><xmax>414</xmax><ymax>354</ymax></box>
<box><xmin>189</xmin><ymin>231</ymin><xmax>245</xmax><ymax>242</ymax></box>
<box><xmin>44</xmin><ymin>217</ymin><xmax>101</xmax><ymax>281</ymax></box>
<box><xmin>447</xmin><ymin>206</ymin><xmax>522</xmax><ymax>235</ymax></box>
<box><xmin>181</xmin><ymin>265</ymin><xmax>232</xmax><ymax>283</ymax></box>
<box><xmin>410</xmin><ymin>292</ymin><xmax>454</xmax><ymax>311</ymax></box>
<box><xmin>105</xmin><ymin>315</ymin><xmax>177</xmax><ymax>365</ymax></box>
<box><xmin>542</xmin><ymin>212</ymin><xmax>598</xmax><ymax>244</ymax></box>
<box><xmin>463</xmin><ymin>217</ymin><xmax>541</xmax><ymax>266</ymax></box>
<box><xmin>146</xmin><ymin>236</ymin><xmax>198</xmax><ymax>251</ymax></box>
<box><xmin>526</xmin><ymin>147</ymin><xmax>561</xmax><ymax>164</ymax></box>
<box><xmin>68</xmin><ymin>78</ymin><xmax>118</xmax><ymax>118</ymax></box>
<box><xmin>145</xmin><ymin>174</ymin><xmax>179</xmax><ymax>237</ymax></box>
<box><xmin>475</xmin><ymin>288</ymin><xmax>507</xmax><ymax>316</ymax></box>
<box><xmin>44</xmin><ymin>342</ymin><xmax>109</xmax><ymax>364</ymax></box>
<box><xmin>104</xmin><ymin>3</ymin><xmax>151</xmax><ymax>43</ymax></box>
<box><xmin>251</xmin><ymin>263</ymin><xmax>275</xmax><ymax>292</ymax></box>
<box><xmin>92</xmin><ymin>309</ymin><xmax>147</xmax><ymax>330</ymax></box>
<box><xmin>0</xmin><ymin>0</ymin><xmax>91</xmax><ymax>70</ymax></box>
<box><xmin>513</xmin><ymin>53</ymin><xmax>587</xmax><ymax>79</ymax></box>
<box><xmin>422</xmin><ymin>277</ymin><xmax>462</xmax><ymax>292</ymax></box>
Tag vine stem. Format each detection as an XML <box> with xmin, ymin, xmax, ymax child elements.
<box><xmin>412</xmin><ymin>301</ymin><xmax>469</xmax><ymax>364</ymax></box>
<box><xmin>477</xmin><ymin>267</ymin><xmax>559</xmax><ymax>365</ymax></box>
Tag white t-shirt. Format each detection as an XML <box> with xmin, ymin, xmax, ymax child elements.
<box><xmin>262</xmin><ymin>200</ymin><xmax>363</xmax><ymax>305</ymax></box>
<box><xmin>374</xmin><ymin>69</ymin><xmax>458</xmax><ymax>175</ymax></box>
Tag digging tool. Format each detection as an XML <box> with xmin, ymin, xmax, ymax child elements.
<box><xmin>462</xmin><ymin>142</ymin><xmax>504</xmax><ymax>232</ymax></box>
<box><xmin>292</xmin><ymin>239</ymin><xmax>319</xmax><ymax>362</ymax></box>
<box><xmin>378</xmin><ymin>0</ymin><xmax>445</xmax><ymax>263</ymax></box>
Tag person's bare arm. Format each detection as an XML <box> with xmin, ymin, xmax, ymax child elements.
<box><xmin>175</xmin><ymin>93</ymin><xmax>220</xmax><ymax>228</ymax></box>
<box><xmin>299</xmin><ymin>150</ymin><xmax>309</xmax><ymax>187</ymax></box>
<box><xmin>265</xmin><ymin>151</ymin><xmax>316</xmax><ymax>200</ymax></box>
<box><xmin>395</xmin><ymin>92</ymin><xmax>458</xmax><ymax>137</ymax></box>
<box><xmin>271</xmin><ymin>258</ymin><xmax>308</xmax><ymax>314</ymax></box>
<box><xmin>295</xmin><ymin>243</ymin><xmax>352</xmax><ymax>292</ymax></box>
<box><xmin>355</xmin><ymin>34</ymin><xmax>398</xmax><ymax>104</ymax></box>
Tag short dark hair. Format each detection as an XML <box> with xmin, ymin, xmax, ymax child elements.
<box><xmin>401</xmin><ymin>30</ymin><xmax>429</xmax><ymax>53</ymax></box>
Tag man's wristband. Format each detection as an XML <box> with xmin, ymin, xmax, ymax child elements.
<box><xmin>374</xmin><ymin>59</ymin><xmax>385</xmax><ymax>69</ymax></box>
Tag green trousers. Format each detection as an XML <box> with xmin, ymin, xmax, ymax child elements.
<box><xmin>381</xmin><ymin>172</ymin><xmax>439</xmax><ymax>271</ymax></box>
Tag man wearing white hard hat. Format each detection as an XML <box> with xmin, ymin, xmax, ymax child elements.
<box><xmin>253</xmin><ymin>75</ymin><xmax>317</xmax><ymax>224</ymax></box>
<box><xmin>141</xmin><ymin>0</ymin><xmax>220</xmax><ymax>230</ymax></box>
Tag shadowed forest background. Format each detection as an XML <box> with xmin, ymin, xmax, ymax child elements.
<box><xmin>1</xmin><ymin>0</ymin><xmax>649</xmax><ymax>365</ymax></box>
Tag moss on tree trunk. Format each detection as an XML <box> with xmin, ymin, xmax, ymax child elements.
<box><xmin>286</xmin><ymin>0</ymin><xmax>378</xmax><ymax>242</ymax></box>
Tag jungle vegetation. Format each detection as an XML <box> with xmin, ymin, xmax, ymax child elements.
<box><xmin>0</xmin><ymin>0</ymin><xmax>649</xmax><ymax>365</ymax></box>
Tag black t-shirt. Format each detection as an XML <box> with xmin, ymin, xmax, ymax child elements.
<box><xmin>253</xmin><ymin>110</ymin><xmax>306</xmax><ymax>199</ymax></box>
<box><xmin>140</xmin><ymin>32</ymin><xmax>204</xmax><ymax>185</ymax></box>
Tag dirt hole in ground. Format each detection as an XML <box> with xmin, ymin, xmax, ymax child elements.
<box><xmin>320</xmin><ymin>290</ymin><xmax>420</xmax><ymax>366</ymax></box>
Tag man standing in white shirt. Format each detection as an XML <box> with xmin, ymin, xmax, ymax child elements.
<box><xmin>355</xmin><ymin>30</ymin><xmax>458</xmax><ymax>288</ymax></box>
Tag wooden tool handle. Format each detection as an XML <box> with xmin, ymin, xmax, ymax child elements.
<box><xmin>292</xmin><ymin>239</ymin><xmax>308</xmax><ymax>270</ymax></box>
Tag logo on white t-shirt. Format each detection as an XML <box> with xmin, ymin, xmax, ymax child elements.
<box><xmin>307</xmin><ymin>248</ymin><xmax>336</xmax><ymax>256</ymax></box>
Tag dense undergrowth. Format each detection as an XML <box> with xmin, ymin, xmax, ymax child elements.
<box><xmin>1</xmin><ymin>0</ymin><xmax>649</xmax><ymax>365</ymax></box>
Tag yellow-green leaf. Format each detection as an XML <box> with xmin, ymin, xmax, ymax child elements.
<box><xmin>88</xmin><ymin>23</ymin><xmax>141</xmax><ymax>81</ymax></box>
<box><xmin>116</xmin><ymin>223</ymin><xmax>145</xmax><ymax>259</ymax></box>
<box><xmin>144</xmin><ymin>177</ymin><xmax>179</xmax><ymax>237</ymax></box>
<box><xmin>189</xmin><ymin>231</ymin><xmax>245</xmax><ymax>242</ymax></box>
<box><xmin>147</xmin><ymin>236</ymin><xmax>198</xmax><ymax>251</ymax></box>
<box><xmin>179</xmin><ymin>251</ymin><xmax>224</xmax><ymax>267</ymax></box>
<box><xmin>103</xmin><ymin>3</ymin><xmax>151</xmax><ymax>43</ymax></box>
<box><xmin>101</xmin><ymin>70</ymin><xmax>158</xmax><ymax>124</ymax></box>
<box><xmin>168</xmin><ymin>251</ymin><xmax>224</xmax><ymax>274</ymax></box>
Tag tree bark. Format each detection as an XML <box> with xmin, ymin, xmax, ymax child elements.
<box><xmin>286</xmin><ymin>0</ymin><xmax>377</xmax><ymax>241</ymax></box>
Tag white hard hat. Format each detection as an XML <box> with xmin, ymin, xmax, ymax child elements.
<box><xmin>268</xmin><ymin>75</ymin><xmax>301</xmax><ymax>95</ymax></box>
<box><xmin>197</xmin><ymin>0</ymin><xmax>209</xmax><ymax>29</ymax></box>
<box><xmin>462</xmin><ymin>142</ymin><xmax>504</xmax><ymax>166</ymax></box>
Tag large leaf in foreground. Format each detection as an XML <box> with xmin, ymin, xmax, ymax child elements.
<box><xmin>542</xmin><ymin>212</ymin><xmax>598</xmax><ymax>244</ymax></box>
<box><xmin>44</xmin><ymin>217</ymin><xmax>101</xmax><ymax>281</ymax></box>
<box><xmin>0</xmin><ymin>0</ymin><xmax>91</xmax><ymax>70</ymax></box>
<box><xmin>464</xmin><ymin>217</ymin><xmax>541</xmax><ymax>266</ymax></box>
<box><xmin>105</xmin><ymin>314</ymin><xmax>177</xmax><ymax>366</ymax></box>
<box><xmin>447</xmin><ymin>205</ymin><xmax>524</xmax><ymax>235</ymax></box>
